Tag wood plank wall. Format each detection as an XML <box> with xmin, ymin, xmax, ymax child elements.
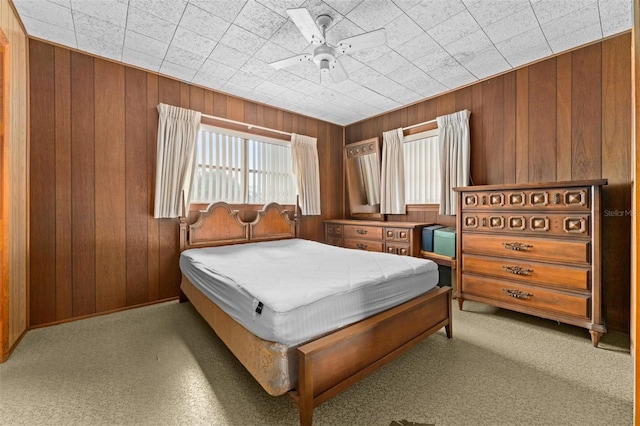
<box><xmin>28</xmin><ymin>40</ymin><xmax>343</xmax><ymax>327</ymax></box>
<box><xmin>1</xmin><ymin>0</ymin><xmax>28</xmax><ymax>360</ymax></box>
<box><xmin>345</xmin><ymin>34</ymin><xmax>633</xmax><ymax>333</ymax></box>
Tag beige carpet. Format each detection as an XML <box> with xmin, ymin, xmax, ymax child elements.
<box><xmin>0</xmin><ymin>299</ymin><xmax>632</xmax><ymax>426</ymax></box>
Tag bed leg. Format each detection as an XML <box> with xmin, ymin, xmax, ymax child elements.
<box><xmin>299</xmin><ymin>404</ymin><xmax>313</xmax><ymax>426</ymax></box>
<box><xmin>298</xmin><ymin>353</ymin><xmax>314</xmax><ymax>426</ymax></box>
<box><xmin>445</xmin><ymin>322</ymin><xmax>452</xmax><ymax>339</ymax></box>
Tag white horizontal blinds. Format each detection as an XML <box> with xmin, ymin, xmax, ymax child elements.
<box><xmin>404</xmin><ymin>134</ymin><xmax>441</xmax><ymax>204</ymax></box>
<box><xmin>248</xmin><ymin>139</ymin><xmax>295</xmax><ymax>204</ymax></box>
<box><xmin>192</xmin><ymin>129</ymin><xmax>245</xmax><ymax>203</ymax></box>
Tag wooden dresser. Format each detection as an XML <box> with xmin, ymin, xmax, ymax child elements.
<box><xmin>324</xmin><ymin>219</ymin><xmax>428</xmax><ymax>257</ymax></box>
<box><xmin>454</xmin><ymin>180</ymin><xmax>607</xmax><ymax>347</ymax></box>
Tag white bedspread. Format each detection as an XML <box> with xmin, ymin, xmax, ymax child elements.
<box><xmin>180</xmin><ymin>238</ymin><xmax>439</xmax><ymax>345</ymax></box>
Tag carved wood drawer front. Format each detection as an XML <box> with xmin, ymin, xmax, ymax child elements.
<box><xmin>386</xmin><ymin>243</ymin><xmax>410</xmax><ymax>256</ymax></box>
<box><xmin>462</xmin><ymin>254</ymin><xmax>590</xmax><ymax>291</ymax></box>
<box><xmin>462</xmin><ymin>233</ymin><xmax>590</xmax><ymax>264</ymax></box>
<box><xmin>326</xmin><ymin>236</ymin><xmax>343</xmax><ymax>247</ymax></box>
<box><xmin>463</xmin><ymin>275</ymin><xmax>590</xmax><ymax>319</ymax></box>
<box><xmin>343</xmin><ymin>238</ymin><xmax>384</xmax><ymax>252</ymax></box>
<box><xmin>326</xmin><ymin>224</ymin><xmax>343</xmax><ymax>235</ymax></box>
<box><xmin>461</xmin><ymin>188</ymin><xmax>591</xmax><ymax>211</ymax></box>
<box><xmin>343</xmin><ymin>225</ymin><xmax>383</xmax><ymax>240</ymax></box>
<box><xmin>385</xmin><ymin>228</ymin><xmax>410</xmax><ymax>242</ymax></box>
<box><xmin>461</xmin><ymin>213</ymin><xmax>590</xmax><ymax>236</ymax></box>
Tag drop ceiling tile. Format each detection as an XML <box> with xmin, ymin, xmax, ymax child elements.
<box><xmin>188</xmin><ymin>0</ymin><xmax>247</xmax><ymax>22</ymax></box>
<box><xmin>336</xmin><ymin>55</ymin><xmax>366</xmax><ymax>74</ymax></box>
<box><xmin>367</xmin><ymin>75</ymin><xmax>417</xmax><ymax>102</ymax></box>
<box><xmin>200</xmin><ymin>59</ymin><xmax>238</xmax><ymax>79</ymax></box>
<box><xmin>70</xmin><ymin>0</ymin><xmax>128</xmax><ymax>27</ymax></box>
<box><xmin>369</xmin><ymin>50</ymin><xmax>411</xmax><ymax>76</ymax></box>
<box><xmin>76</xmin><ymin>33</ymin><xmax>122</xmax><ymax>62</ymax></box>
<box><xmin>73</xmin><ymin>11</ymin><xmax>125</xmax><ymax>45</ymax></box>
<box><xmin>246</xmin><ymin>91</ymin><xmax>274</xmax><ymax>105</ymax></box>
<box><xmin>171</xmin><ymin>27</ymin><xmax>217</xmax><ymax>58</ymax></box>
<box><xmin>484</xmin><ymin>7</ymin><xmax>539</xmax><ymax>45</ymax></box>
<box><xmin>296</xmin><ymin>0</ymin><xmax>343</xmax><ymax>28</ymax></box>
<box><xmin>325</xmin><ymin>16</ymin><xmax>366</xmax><ymax>47</ymax></box>
<box><xmin>349</xmin><ymin>65</ymin><xmax>384</xmax><ymax>85</ymax></box>
<box><xmin>207</xmin><ymin>44</ymin><xmax>249</xmax><ymax>70</ymax></box>
<box><xmin>322</xmin><ymin>0</ymin><xmax>362</xmax><ymax>16</ymax></box>
<box><xmin>253</xmin><ymin>40</ymin><xmax>296</xmax><ymax>65</ymax></box>
<box><xmin>392</xmin><ymin>0</ymin><xmax>422</xmax><ymax>12</ymax></box>
<box><xmin>160</xmin><ymin>60</ymin><xmax>197</xmax><ymax>82</ymax></box>
<box><xmin>350</xmin><ymin>44</ymin><xmax>391</xmax><ymax>63</ymax></box>
<box><xmin>13</xmin><ymin>0</ymin><xmax>74</xmax><ymax>31</ymax></box>
<box><xmin>291</xmin><ymin>79</ymin><xmax>338</xmax><ymax>99</ymax></box>
<box><xmin>502</xmin><ymin>41</ymin><xmax>553</xmax><ymax>68</ymax></box>
<box><xmin>127</xmin><ymin>7</ymin><xmax>177</xmax><ymax>44</ymax></box>
<box><xmin>50</xmin><ymin>0</ymin><xmax>71</xmax><ymax>7</ymax></box>
<box><xmin>122</xmin><ymin>47</ymin><xmax>162</xmax><ymax>72</ymax></box>
<box><xmin>255</xmin><ymin>0</ymin><xmax>306</xmax><ymax>18</ymax></box>
<box><xmin>347</xmin><ymin>85</ymin><xmax>392</xmax><ymax>106</ymax></box>
<box><xmin>428</xmin><ymin>61</ymin><xmax>475</xmax><ymax>89</ymax></box>
<box><xmin>269</xmin><ymin>69</ymin><xmax>305</xmax><ymax>86</ymax></box>
<box><xmin>21</xmin><ymin>16</ymin><xmax>77</xmax><ymax>48</ymax></box>
<box><xmin>234</xmin><ymin>0</ymin><xmax>288</xmax><ymax>39</ymax></box>
<box><xmin>219</xmin><ymin>24</ymin><xmax>266</xmax><ymax>56</ymax></box>
<box><xmin>346</xmin><ymin>0</ymin><xmax>402</xmax><ymax>31</ymax></box>
<box><xmin>547</xmin><ymin>22</ymin><xmax>603</xmax><ymax>53</ymax></box>
<box><xmin>124</xmin><ymin>30</ymin><xmax>169</xmax><ymax>59</ymax></box>
<box><xmin>281</xmin><ymin>60</ymin><xmax>318</xmax><ymax>79</ymax></box>
<box><xmin>541</xmin><ymin>3</ymin><xmax>602</xmax><ymax>52</ymax></box>
<box><xmin>400</xmin><ymin>72</ymin><xmax>447</xmax><ymax>98</ymax></box>
<box><xmin>463</xmin><ymin>0</ymin><xmax>531</xmax><ymax>27</ymax></box>
<box><xmin>445</xmin><ymin>30</ymin><xmax>493</xmax><ymax>62</ymax></box>
<box><xmin>405</xmin><ymin>0</ymin><xmax>466</xmax><ymax>32</ymax></box>
<box><xmin>129</xmin><ymin>0</ymin><xmax>187</xmax><ymax>24</ymax></box>
<box><xmin>226</xmin><ymin>70</ymin><xmax>264</xmax><ymax>90</ymax></box>
<box><xmin>412</xmin><ymin>50</ymin><xmax>457</xmax><ymax>74</ymax></box>
<box><xmin>270</xmin><ymin>20</ymin><xmax>314</xmax><ymax>53</ymax></box>
<box><xmin>241</xmin><ymin>58</ymin><xmax>278</xmax><ymax>80</ymax></box>
<box><xmin>383</xmin><ymin>13</ymin><xmax>425</xmax><ymax>49</ymax></box>
<box><xmin>427</xmin><ymin>10</ymin><xmax>480</xmax><ymax>47</ymax></box>
<box><xmin>600</xmin><ymin>0</ymin><xmax>633</xmax><ymax>37</ymax></box>
<box><xmin>164</xmin><ymin>45</ymin><xmax>207</xmax><ymax>70</ymax></box>
<box><xmin>221</xmin><ymin>81</ymin><xmax>253</xmax><ymax>98</ymax></box>
<box><xmin>192</xmin><ymin>70</ymin><xmax>228</xmax><ymax>88</ymax></box>
<box><xmin>387</xmin><ymin>63</ymin><xmax>427</xmax><ymax>84</ymax></box>
<box><xmin>253</xmin><ymin>80</ymin><xmax>288</xmax><ymax>97</ymax></box>
<box><xmin>394</xmin><ymin>32</ymin><xmax>441</xmax><ymax>62</ymax></box>
<box><xmin>459</xmin><ymin>46</ymin><xmax>510</xmax><ymax>79</ymax></box>
<box><xmin>495</xmin><ymin>27</ymin><xmax>551</xmax><ymax>67</ymax></box>
<box><xmin>530</xmin><ymin>0</ymin><xmax>596</xmax><ymax>24</ymax></box>
<box><xmin>179</xmin><ymin>4</ymin><xmax>231</xmax><ymax>42</ymax></box>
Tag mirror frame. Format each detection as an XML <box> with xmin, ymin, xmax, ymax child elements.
<box><xmin>345</xmin><ymin>137</ymin><xmax>384</xmax><ymax>221</ymax></box>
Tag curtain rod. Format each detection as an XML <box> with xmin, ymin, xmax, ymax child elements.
<box><xmin>403</xmin><ymin>118</ymin><xmax>436</xmax><ymax>131</ymax></box>
<box><xmin>201</xmin><ymin>113</ymin><xmax>292</xmax><ymax>137</ymax></box>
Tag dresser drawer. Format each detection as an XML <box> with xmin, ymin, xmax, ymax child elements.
<box><xmin>462</xmin><ymin>233</ymin><xmax>589</xmax><ymax>264</ymax></box>
<box><xmin>461</xmin><ymin>213</ymin><xmax>590</xmax><ymax>237</ymax></box>
<box><xmin>326</xmin><ymin>224</ymin><xmax>343</xmax><ymax>236</ymax></box>
<box><xmin>343</xmin><ymin>238</ymin><xmax>384</xmax><ymax>252</ymax></box>
<box><xmin>343</xmin><ymin>225</ymin><xmax>384</xmax><ymax>240</ymax></box>
<box><xmin>461</xmin><ymin>187</ymin><xmax>591</xmax><ymax>211</ymax></box>
<box><xmin>462</xmin><ymin>275</ymin><xmax>590</xmax><ymax>319</ymax></box>
<box><xmin>326</xmin><ymin>236</ymin><xmax>342</xmax><ymax>247</ymax></box>
<box><xmin>462</xmin><ymin>254</ymin><xmax>589</xmax><ymax>291</ymax></box>
<box><xmin>385</xmin><ymin>243</ymin><xmax>411</xmax><ymax>256</ymax></box>
<box><xmin>385</xmin><ymin>228</ymin><xmax>410</xmax><ymax>242</ymax></box>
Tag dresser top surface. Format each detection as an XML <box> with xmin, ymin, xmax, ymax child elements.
<box><xmin>325</xmin><ymin>219</ymin><xmax>432</xmax><ymax>228</ymax></box>
<box><xmin>453</xmin><ymin>179</ymin><xmax>607</xmax><ymax>193</ymax></box>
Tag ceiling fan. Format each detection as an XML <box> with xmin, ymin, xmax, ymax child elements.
<box><xmin>269</xmin><ymin>8</ymin><xmax>387</xmax><ymax>83</ymax></box>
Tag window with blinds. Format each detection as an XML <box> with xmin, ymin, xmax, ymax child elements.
<box><xmin>403</xmin><ymin>129</ymin><xmax>441</xmax><ymax>204</ymax></box>
<box><xmin>191</xmin><ymin>126</ymin><xmax>297</xmax><ymax>204</ymax></box>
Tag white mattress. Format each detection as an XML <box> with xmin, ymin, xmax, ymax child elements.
<box><xmin>180</xmin><ymin>238</ymin><xmax>439</xmax><ymax>346</ymax></box>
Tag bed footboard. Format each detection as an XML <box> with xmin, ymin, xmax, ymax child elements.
<box><xmin>291</xmin><ymin>285</ymin><xmax>452</xmax><ymax>425</ymax></box>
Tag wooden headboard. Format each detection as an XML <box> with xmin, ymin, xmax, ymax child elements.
<box><xmin>179</xmin><ymin>202</ymin><xmax>297</xmax><ymax>251</ymax></box>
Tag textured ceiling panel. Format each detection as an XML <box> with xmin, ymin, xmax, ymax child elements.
<box><xmin>14</xmin><ymin>0</ymin><xmax>633</xmax><ymax>126</ymax></box>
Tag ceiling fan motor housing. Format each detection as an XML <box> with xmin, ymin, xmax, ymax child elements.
<box><xmin>313</xmin><ymin>44</ymin><xmax>335</xmax><ymax>72</ymax></box>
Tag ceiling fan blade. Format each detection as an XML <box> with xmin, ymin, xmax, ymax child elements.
<box><xmin>269</xmin><ymin>54</ymin><xmax>312</xmax><ymax>70</ymax></box>
<box><xmin>329</xmin><ymin>59</ymin><xmax>348</xmax><ymax>83</ymax></box>
<box><xmin>287</xmin><ymin>8</ymin><xmax>325</xmax><ymax>45</ymax></box>
<box><xmin>337</xmin><ymin>29</ymin><xmax>387</xmax><ymax>55</ymax></box>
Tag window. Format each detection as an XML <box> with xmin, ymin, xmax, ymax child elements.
<box><xmin>191</xmin><ymin>125</ymin><xmax>297</xmax><ymax>204</ymax></box>
<box><xmin>403</xmin><ymin>129</ymin><xmax>440</xmax><ymax>204</ymax></box>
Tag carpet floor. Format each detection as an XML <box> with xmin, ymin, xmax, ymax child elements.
<box><xmin>0</xmin><ymin>299</ymin><xmax>632</xmax><ymax>425</ymax></box>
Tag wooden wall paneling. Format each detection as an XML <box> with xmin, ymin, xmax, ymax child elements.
<box><xmin>556</xmin><ymin>52</ymin><xmax>573</xmax><ymax>181</ymax></box>
<box><xmin>481</xmin><ymin>76</ymin><xmax>505</xmax><ymax>184</ymax></box>
<box><xmin>602</xmin><ymin>33</ymin><xmax>632</xmax><ymax>332</ymax></box>
<box><xmin>502</xmin><ymin>73</ymin><xmax>516</xmax><ymax>184</ymax></box>
<box><xmin>571</xmin><ymin>44</ymin><xmax>603</xmax><ymax>180</ymax></box>
<box><xmin>204</xmin><ymin>89</ymin><xmax>214</xmax><ymax>116</ymax></box>
<box><xmin>125</xmin><ymin>67</ymin><xmax>148</xmax><ymax>306</ymax></box>
<box><xmin>213</xmin><ymin>92</ymin><xmax>227</xmax><ymax>118</ymax></box>
<box><xmin>179</xmin><ymin>82</ymin><xmax>190</xmax><ymax>108</ymax></box>
<box><xmin>70</xmin><ymin>51</ymin><xmax>96</xmax><ymax>318</ymax></box>
<box><xmin>28</xmin><ymin>41</ymin><xmax>56</xmax><ymax>325</ymax></box>
<box><xmin>189</xmin><ymin>85</ymin><xmax>205</xmax><ymax>114</ymax></box>
<box><xmin>54</xmin><ymin>47</ymin><xmax>72</xmax><ymax>320</ymax></box>
<box><xmin>227</xmin><ymin>96</ymin><xmax>244</xmax><ymax>122</ymax></box>
<box><xmin>528</xmin><ymin>58</ymin><xmax>557</xmax><ymax>183</ymax></box>
<box><xmin>515</xmin><ymin>67</ymin><xmax>529</xmax><ymax>183</ymax></box>
<box><xmin>471</xmin><ymin>83</ymin><xmax>484</xmax><ymax>184</ymax></box>
<box><xmin>94</xmin><ymin>59</ymin><xmax>126</xmax><ymax>312</ymax></box>
<box><xmin>157</xmin><ymin>77</ymin><xmax>181</xmax><ymax>300</ymax></box>
<box><xmin>146</xmin><ymin>73</ymin><xmax>160</xmax><ymax>302</ymax></box>
<box><xmin>436</xmin><ymin>91</ymin><xmax>456</xmax><ymax>117</ymax></box>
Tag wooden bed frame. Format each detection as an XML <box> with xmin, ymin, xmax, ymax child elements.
<box><xmin>179</xmin><ymin>202</ymin><xmax>453</xmax><ymax>425</ymax></box>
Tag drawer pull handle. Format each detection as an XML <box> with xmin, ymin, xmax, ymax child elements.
<box><xmin>356</xmin><ymin>243</ymin><xmax>367</xmax><ymax>249</ymax></box>
<box><xmin>356</xmin><ymin>229</ymin><xmax>368</xmax><ymax>235</ymax></box>
<box><xmin>502</xmin><ymin>242</ymin><xmax>533</xmax><ymax>251</ymax></box>
<box><xmin>502</xmin><ymin>289</ymin><xmax>533</xmax><ymax>299</ymax></box>
<box><xmin>481</xmin><ymin>195</ymin><xmax>487</xmax><ymax>205</ymax></box>
<box><xmin>554</xmin><ymin>193</ymin><xmax>560</xmax><ymax>205</ymax></box>
<box><xmin>502</xmin><ymin>265</ymin><xmax>533</xmax><ymax>276</ymax></box>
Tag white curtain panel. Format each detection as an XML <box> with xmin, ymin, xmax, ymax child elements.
<box><xmin>291</xmin><ymin>133</ymin><xmax>321</xmax><ymax>215</ymax></box>
<box><xmin>380</xmin><ymin>128</ymin><xmax>406</xmax><ymax>214</ymax></box>
<box><xmin>358</xmin><ymin>154</ymin><xmax>380</xmax><ymax>206</ymax></box>
<box><xmin>154</xmin><ymin>103</ymin><xmax>201</xmax><ymax>218</ymax></box>
<box><xmin>437</xmin><ymin>110</ymin><xmax>471</xmax><ymax>216</ymax></box>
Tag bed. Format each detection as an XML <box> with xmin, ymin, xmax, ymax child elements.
<box><xmin>179</xmin><ymin>202</ymin><xmax>452</xmax><ymax>425</ymax></box>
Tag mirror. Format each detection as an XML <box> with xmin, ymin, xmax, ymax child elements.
<box><xmin>345</xmin><ymin>137</ymin><xmax>384</xmax><ymax>220</ymax></box>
